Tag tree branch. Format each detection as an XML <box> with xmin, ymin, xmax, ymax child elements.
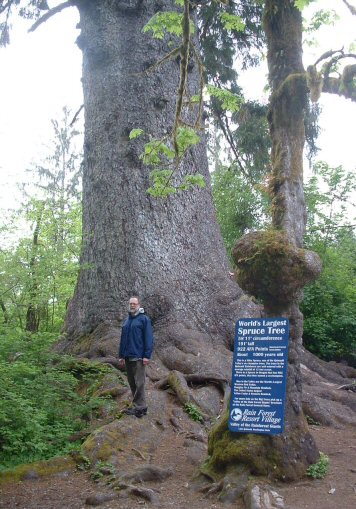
<box><xmin>0</xmin><ymin>1</ymin><xmax>12</xmax><ymax>15</ymax></box>
<box><xmin>69</xmin><ymin>104</ymin><xmax>84</xmax><ymax>127</ymax></box>
<box><xmin>314</xmin><ymin>48</ymin><xmax>344</xmax><ymax>67</ymax></box>
<box><xmin>322</xmin><ymin>60</ymin><xmax>356</xmax><ymax>102</ymax></box>
<box><xmin>342</xmin><ymin>0</ymin><xmax>356</xmax><ymax>16</ymax></box>
<box><xmin>173</xmin><ymin>0</ymin><xmax>191</xmax><ymax>155</ymax></box>
<box><xmin>28</xmin><ymin>1</ymin><xmax>73</xmax><ymax>33</ymax></box>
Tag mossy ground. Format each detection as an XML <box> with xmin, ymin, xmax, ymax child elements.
<box><xmin>0</xmin><ymin>456</ymin><xmax>76</xmax><ymax>485</ymax></box>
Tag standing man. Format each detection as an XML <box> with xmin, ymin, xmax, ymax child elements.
<box><xmin>118</xmin><ymin>296</ymin><xmax>154</xmax><ymax>418</ymax></box>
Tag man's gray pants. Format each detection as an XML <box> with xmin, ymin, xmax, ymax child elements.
<box><xmin>125</xmin><ymin>359</ymin><xmax>147</xmax><ymax>410</ymax></box>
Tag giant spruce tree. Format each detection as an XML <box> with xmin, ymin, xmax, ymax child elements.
<box><xmin>2</xmin><ymin>0</ymin><xmax>356</xmax><ymax>493</ymax></box>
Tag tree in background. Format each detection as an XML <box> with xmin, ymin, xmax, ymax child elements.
<box><xmin>211</xmin><ymin>99</ymin><xmax>272</xmax><ymax>257</ymax></box>
<box><xmin>0</xmin><ymin>108</ymin><xmax>82</xmax><ymax>331</ymax></box>
<box><xmin>302</xmin><ymin>162</ymin><xmax>356</xmax><ymax>364</ymax></box>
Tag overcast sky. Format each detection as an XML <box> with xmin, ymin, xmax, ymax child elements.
<box><xmin>0</xmin><ymin>1</ymin><xmax>355</xmax><ymax>212</ymax></box>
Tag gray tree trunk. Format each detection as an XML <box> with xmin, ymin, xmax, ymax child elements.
<box><xmin>62</xmin><ymin>0</ymin><xmax>257</xmax><ymax>367</ymax></box>
<box><xmin>56</xmin><ymin>0</ymin><xmax>325</xmax><ymax>493</ymax></box>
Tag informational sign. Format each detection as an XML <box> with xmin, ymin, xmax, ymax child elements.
<box><xmin>229</xmin><ymin>318</ymin><xmax>290</xmax><ymax>435</ymax></box>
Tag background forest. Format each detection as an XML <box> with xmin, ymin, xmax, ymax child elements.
<box><xmin>0</xmin><ymin>0</ymin><xmax>355</xmax><ymax>475</ymax></box>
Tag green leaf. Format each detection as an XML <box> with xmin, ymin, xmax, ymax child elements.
<box><xmin>206</xmin><ymin>85</ymin><xmax>243</xmax><ymax>112</ymax></box>
<box><xmin>306</xmin><ymin>453</ymin><xmax>329</xmax><ymax>479</ymax></box>
<box><xmin>220</xmin><ymin>13</ymin><xmax>245</xmax><ymax>32</ymax></box>
<box><xmin>178</xmin><ymin>174</ymin><xmax>206</xmax><ymax>192</ymax></box>
<box><xmin>176</xmin><ymin>127</ymin><xmax>200</xmax><ymax>157</ymax></box>
<box><xmin>143</xmin><ymin>12</ymin><xmax>194</xmax><ymax>40</ymax></box>
<box><xmin>349</xmin><ymin>41</ymin><xmax>356</xmax><ymax>53</ymax></box>
<box><xmin>129</xmin><ymin>128</ymin><xmax>144</xmax><ymax>140</ymax></box>
<box><xmin>304</xmin><ymin>10</ymin><xmax>339</xmax><ymax>34</ymax></box>
<box><xmin>140</xmin><ymin>140</ymin><xmax>175</xmax><ymax>166</ymax></box>
<box><xmin>294</xmin><ymin>0</ymin><xmax>316</xmax><ymax>10</ymax></box>
<box><xmin>147</xmin><ymin>169</ymin><xmax>176</xmax><ymax>197</ymax></box>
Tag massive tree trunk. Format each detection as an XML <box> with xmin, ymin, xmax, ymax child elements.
<box><xmin>58</xmin><ymin>0</ymin><xmax>321</xmax><ymax>491</ymax></box>
<box><xmin>61</xmin><ymin>0</ymin><xmax>257</xmax><ymax>373</ymax></box>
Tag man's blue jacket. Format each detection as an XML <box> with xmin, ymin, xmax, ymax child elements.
<box><xmin>119</xmin><ymin>309</ymin><xmax>154</xmax><ymax>359</ymax></box>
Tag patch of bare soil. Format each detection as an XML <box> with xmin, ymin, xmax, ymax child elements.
<box><xmin>277</xmin><ymin>425</ymin><xmax>356</xmax><ymax>509</ymax></box>
<box><xmin>0</xmin><ymin>421</ymin><xmax>355</xmax><ymax>509</ymax></box>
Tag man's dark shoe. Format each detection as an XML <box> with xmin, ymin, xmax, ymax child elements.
<box><xmin>135</xmin><ymin>408</ymin><xmax>148</xmax><ymax>418</ymax></box>
<box><xmin>123</xmin><ymin>407</ymin><xmax>147</xmax><ymax>417</ymax></box>
<box><xmin>123</xmin><ymin>407</ymin><xmax>137</xmax><ymax>415</ymax></box>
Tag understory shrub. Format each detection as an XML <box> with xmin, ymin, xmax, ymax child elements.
<box><xmin>0</xmin><ymin>326</ymin><xmax>117</xmax><ymax>470</ymax></box>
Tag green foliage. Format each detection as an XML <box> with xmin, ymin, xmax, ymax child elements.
<box><xmin>219</xmin><ymin>13</ymin><xmax>245</xmax><ymax>32</ymax></box>
<box><xmin>306</xmin><ymin>452</ymin><xmax>329</xmax><ymax>479</ymax></box>
<box><xmin>147</xmin><ymin>170</ymin><xmax>177</xmax><ymax>197</ymax></box>
<box><xmin>143</xmin><ymin>11</ymin><xmax>194</xmax><ymax>40</ymax></box>
<box><xmin>0</xmin><ymin>199</ymin><xmax>81</xmax><ymax>331</ymax></box>
<box><xmin>305</xmin><ymin>415</ymin><xmax>320</xmax><ymax>426</ymax></box>
<box><xmin>178</xmin><ymin>174</ymin><xmax>206</xmax><ymax>192</ymax></box>
<box><xmin>206</xmin><ymin>85</ymin><xmax>243</xmax><ymax>113</ymax></box>
<box><xmin>0</xmin><ymin>108</ymin><xmax>82</xmax><ymax>332</ymax></box>
<box><xmin>304</xmin><ymin>9</ymin><xmax>339</xmax><ymax>33</ymax></box>
<box><xmin>139</xmin><ymin>0</ymin><xmax>264</xmax><ymax>200</ymax></box>
<box><xmin>147</xmin><ymin>170</ymin><xmax>205</xmax><ymax>197</ymax></box>
<box><xmin>302</xmin><ymin>162</ymin><xmax>356</xmax><ymax>364</ymax></box>
<box><xmin>129</xmin><ymin>128</ymin><xmax>144</xmax><ymax>140</ymax></box>
<box><xmin>294</xmin><ymin>0</ymin><xmax>317</xmax><ymax>11</ymax></box>
<box><xmin>0</xmin><ymin>327</ymin><xmax>117</xmax><ymax>470</ymax></box>
<box><xmin>140</xmin><ymin>128</ymin><xmax>203</xmax><ymax>197</ymax></box>
<box><xmin>212</xmin><ymin>164</ymin><xmax>269</xmax><ymax>257</ymax></box>
<box><xmin>141</xmin><ymin>140</ymin><xmax>175</xmax><ymax>166</ymax></box>
<box><xmin>90</xmin><ymin>460</ymin><xmax>116</xmax><ymax>481</ymax></box>
<box><xmin>184</xmin><ymin>402</ymin><xmax>204</xmax><ymax>423</ymax></box>
<box><xmin>175</xmin><ymin>127</ymin><xmax>200</xmax><ymax>156</ymax></box>
<box><xmin>199</xmin><ymin>1</ymin><xmax>264</xmax><ymax>84</ymax></box>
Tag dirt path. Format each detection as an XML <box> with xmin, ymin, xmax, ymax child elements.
<box><xmin>0</xmin><ymin>424</ymin><xmax>355</xmax><ymax>509</ymax></box>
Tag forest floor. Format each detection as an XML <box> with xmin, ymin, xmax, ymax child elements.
<box><xmin>0</xmin><ymin>417</ymin><xmax>355</xmax><ymax>509</ymax></box>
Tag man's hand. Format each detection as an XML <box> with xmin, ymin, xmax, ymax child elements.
<box><xmin>143</xmin><ymin>358</ymin><xmax>150</xmax><ymax>365</ymax></box>
<box><xmin>118</xmin><ymin>358</ymin><xmax>125</xmax><ymax>369</ymax></box>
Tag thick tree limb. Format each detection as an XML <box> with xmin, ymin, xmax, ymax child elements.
<box><xmin>342</xmin><ymin>0</ymin><xmax>356</xmax><ymax>16</ymax></box>
<box><xmin>28</xmin><ymin>1</ymin><xmax>72</xmax><ymax>33</ymax></box>
<box><xmin>322</xmin><ymin>63</ymin><xmax>356</xmax><ymax>102</ymax></box>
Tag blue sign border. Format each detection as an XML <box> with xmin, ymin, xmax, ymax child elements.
<box><xmin>229</xmin><ymin>318</ymin><xmax>289</xmax><ymax>435</ymax></box>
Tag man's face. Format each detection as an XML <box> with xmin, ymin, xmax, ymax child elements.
<box><xmin>129</xmin><ymin>298</ymin><xmax>140</xmax><ymax>313</ymax></box>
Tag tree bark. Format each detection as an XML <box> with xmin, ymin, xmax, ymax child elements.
<box><xmin>0</xmin><ymin>299</ymin><xmax>9</xmax><ymax>323</ymax></box>
<box><xmin>25</xmin><ymin>209</ymin><xmax>42</xmax><ymax>333</ymax></box>
<box><xmin>61</xmin><ymin>0</ymin><xmax>257</xmax><ymax>369</ymax></box>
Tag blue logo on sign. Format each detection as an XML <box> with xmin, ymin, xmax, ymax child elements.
<box><xmin>230</xmin><ymin>408</ymin><xmax>243</xmax><ymax>422</ymax></box>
